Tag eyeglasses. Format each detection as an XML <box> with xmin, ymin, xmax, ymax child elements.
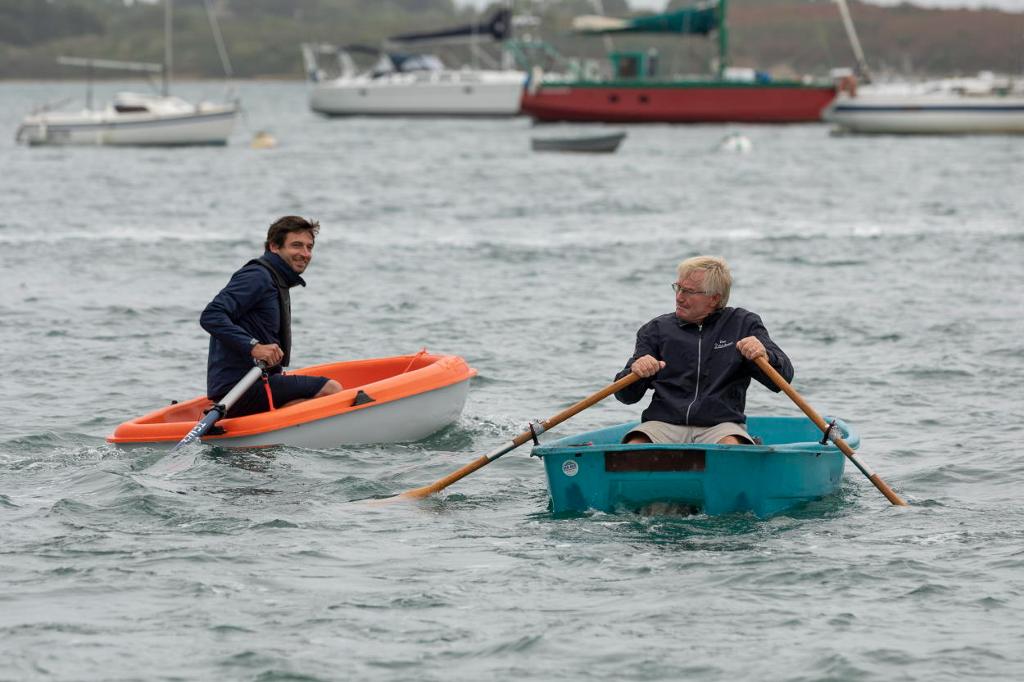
<box><xmin>672</xmin><ymin>283</ymin><xmax>711</xmax><ymax>297</ymax></box>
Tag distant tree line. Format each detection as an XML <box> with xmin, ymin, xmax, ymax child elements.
<box><xmin>0</xmin><ymin>0</ymin><xmax>1020</xmax><ymax>80</ymax></box>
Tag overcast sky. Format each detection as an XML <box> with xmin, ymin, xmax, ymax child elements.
<box><xmin>458</xmin><ymin>0</ymin><xmax>1024</xmax><ymax>12</ymax></box>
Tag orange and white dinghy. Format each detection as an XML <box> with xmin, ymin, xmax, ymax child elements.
<box><xmin>108</xmin><ymin>351</ymin><xmax>476</xmax><ymax>449</ymax></box>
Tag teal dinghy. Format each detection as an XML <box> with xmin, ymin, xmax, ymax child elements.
<box><xmin>531</xmin><ymin>415</ymin><xmax>856</xmax><ymax>517</ymax></box>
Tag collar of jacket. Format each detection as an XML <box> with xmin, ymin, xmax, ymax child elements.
<box><xmin>262</xmin><ymin>250</ymin><xmax>306</xmax><ymax>288</ymax></box>
<box><xmin>675</xmin><ymin>307</ymin><xmax>723</xmax><ymax>329</ymax></box>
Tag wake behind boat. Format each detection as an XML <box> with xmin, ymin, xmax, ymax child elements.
<box><xmin>532</xmin><ymin>416</ymin><xmax>855</xmax><ymax>517</ymax></box>
<box><xmin>302</xmin><ymin>10</ymin><xmax>525</xmax><ymax>117</ymax></box>
<box><xmin>108</xmin><ymin>352</ymin><xmax>476</xmax><ymax>449</ymax></box>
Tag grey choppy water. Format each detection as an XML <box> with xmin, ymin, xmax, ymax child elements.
<box><xmin>2</xmin><ymin>80</ymin><xmax>1023</xmax><ymax>680</ymax></box>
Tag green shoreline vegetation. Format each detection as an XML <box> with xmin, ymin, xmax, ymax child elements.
<box><xmin>2</xmin><ymin>0</ymin><xmax>1020</xmax><ymax>81</ymax></box>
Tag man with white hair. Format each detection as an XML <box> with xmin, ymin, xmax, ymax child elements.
<box><xmin>614</xmin><ymin>255</ymin><xmax>793</xmax><ymax>445</ymax></box>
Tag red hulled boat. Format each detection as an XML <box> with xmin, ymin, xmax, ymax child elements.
<box><xmin>520</xmin><ymin>0</ymin><xmax>836</xmax><ymax>124</ymax></box>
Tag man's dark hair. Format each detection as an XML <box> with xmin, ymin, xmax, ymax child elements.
<box><xmin>265</xmin><ymin>216</ymin><xmax>320</xmax><ymax>251</ymax></box>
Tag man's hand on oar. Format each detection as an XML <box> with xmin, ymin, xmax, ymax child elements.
<box><xmin>752</xmin><ymin>355</ymin><xmax>908</xmax><ymax>506</ymax></box>
<box><xmin>381</xmin><ymin>372</ymin><xmax>642</xmax><ymax>502</ymax></box>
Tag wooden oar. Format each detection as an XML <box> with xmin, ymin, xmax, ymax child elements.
<box><xmin>394</xmin><ymin>372</ymin><xmax>641</xmax><ymax>500</ymax></box>
<box><xmin>753</xmin><ymin>356</ymin><xmax>907</xmax><ymax>506</ymax></box>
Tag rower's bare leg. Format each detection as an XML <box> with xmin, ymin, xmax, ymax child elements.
<box><xmin>280</xmin><ymin>379</ymin><xmax>342</xmax><ymax>409</ymax></box>
<box><xmin>317</xmin><ymin>379</ymin><xmax>343</xmax><ymax>397</ymax></box>
<box><xmin>625</xmin><ymin>432</ymin><xmax>653</xmax><ymax>444</ymax></box>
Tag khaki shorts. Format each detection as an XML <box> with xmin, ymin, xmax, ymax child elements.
<box><xmin>624</xmin><ymin>420</ymin><xmax>754</xmax><ymax>445</ymax></box>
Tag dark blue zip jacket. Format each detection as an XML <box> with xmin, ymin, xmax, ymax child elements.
<box><xmin>614</xmin><ymin>307</ymin><xmax>793</xmax><ymax>426</ymax></box>
<box><xmin>200</xmin><ymin>251</ymin><xmax>305</xmax><ymax>400</ymax></box>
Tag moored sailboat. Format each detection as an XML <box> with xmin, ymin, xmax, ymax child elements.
<box><xmin>303</xmin><ymin>9</ymin><xmax>526</xmax><ymax>117</ymax></box>
<box><xmin>822</xmin><ymin>0</ymin><xmax>1024</xmax><ymax>135</ymax></box>
<box><xmin>15</xmin><ymin>0</ymin><xmax>237</xmax><ymax>147</ymax></box>
<box><xmin>824</xmin><ymin>78</ymin><xmax>1024</xmax><ymax>135</ymax></box>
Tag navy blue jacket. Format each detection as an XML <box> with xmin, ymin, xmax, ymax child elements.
<box><xmin>614</xmin><ymin>307</ymin><xmax>793</xmax><ymax>426</ymax></box>
<box><xmin>200</xmin><ymin>251</ymin><xmax>305</xmax><ymax>400</ymax></box>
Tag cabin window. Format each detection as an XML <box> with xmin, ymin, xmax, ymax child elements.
<box><xmin>114</xmin><ymin>104</ymin><xmax>149</xmax><ymax>113</ymax></box>
<box><xmin>646</xmin><ymin>51</ymin><xmax>659</xmax><ymax>77</ymax></box>
<box><xmin>615</xmin><ymin>55</ymin><xmax>639</xmax><ymax>79</ymax></box>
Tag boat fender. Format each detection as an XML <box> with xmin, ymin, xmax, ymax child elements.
<box><xmin>819</xmin><ymin>419</ymin><xmax>839</xmax><ymax>445</ymax></box>
<box><xmin>838</xmin><ymin>74</ymin><xmax>858</xmax><ymax>97</ymax></box>
<box><xmin>527</xmin><ymin>66</ymin><xmax>543</xmax><ymax>96</ymax></box>
<box><xmin>352</xmin><ymin>390</ymin><xmax>375</xmax><ymax>406</ymax></box>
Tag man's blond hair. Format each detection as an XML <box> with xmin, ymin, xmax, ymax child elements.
<box><xmin>677</xmin><ymin>256</ymin><xmax>731</xmax><ymax>308</ymax></box>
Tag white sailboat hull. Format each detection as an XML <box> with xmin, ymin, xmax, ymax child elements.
<box><xmin>824</xmin><ymin>92</ymin><xmax>1024</xmax><ymax>135</ymax></box>
<box><xmin>16</xmin><ymin>99</ymin><xmax>237</xmax><ymax>146</ymax></box>
<box><xmin>310</xmin><ymin>70</ymin><xmax>526</xmax><ymax>117</ymax></box>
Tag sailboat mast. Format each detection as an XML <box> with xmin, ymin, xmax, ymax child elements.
<box><xmin>834</xmin><ymin>0</ymin><xmax>872</xmax><ymax>82</ymax></box>
<box><xmin>204</xmin><ymin>0</ymin><xmax>234</xmax><ymax>79</ymax></box>
<box><xmin>163</xmin><ymin>0</ymin><xmax>173</xmax><ymax>96</ymax></box>
<box><xmin>717</xmin><ymin>0</ymin><xmax>729</xmax><ymax>78</ymax></box>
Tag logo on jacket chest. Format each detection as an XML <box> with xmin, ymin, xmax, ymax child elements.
<box><xmin>713</xmin><ymin>339</ymin><xmax>733</xmax><ymax>350</ymax></box>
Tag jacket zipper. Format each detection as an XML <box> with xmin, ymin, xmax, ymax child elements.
<box><xmin>684</xmin><ymin>324</ymin><xmax>703</xmax><ymax>425</ymax></box>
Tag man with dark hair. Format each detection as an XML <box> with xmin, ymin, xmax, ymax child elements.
<box><xmin>200</xmin><ymin>216</ymin><xmax>341</xmax><ymax>417</ymax></box>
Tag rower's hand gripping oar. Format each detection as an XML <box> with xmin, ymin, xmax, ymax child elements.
<box><xmin>753</xmin><ymin>356</ymin><xmax>907</xmax><ymax>506</ymax></box>
<box><xmin>393</xmin><ymin>372</ymin><xmax>641</xmax><ymax>500</ymax></box>
<box><xmin>171</xmin><ymin>362</ymin><xmax>266</xmax><ymax>451</ymax></box>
